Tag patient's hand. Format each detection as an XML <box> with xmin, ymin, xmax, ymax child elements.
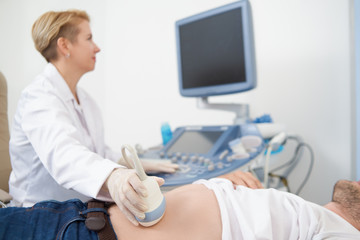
<box><xmin>218</xmin><ymin>170</ymin><xmax>263</xmax><ymax>189</ymax></box>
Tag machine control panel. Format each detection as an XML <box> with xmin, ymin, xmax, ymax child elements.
<box><xmin>140</xmin><ymin>124</ymin><xmax>265</xmax><ymax>188</ymax></box>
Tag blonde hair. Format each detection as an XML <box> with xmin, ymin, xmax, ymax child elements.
<box><xmin>32</xmin><ymin>10</ymin><xmax>89</xmax><ymax>62</ymax></box>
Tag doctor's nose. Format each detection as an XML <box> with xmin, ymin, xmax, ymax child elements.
<box><xmin>94</xmin><ymin>43</ymin><xmax>100</xmax><ymax>53</ymax></box>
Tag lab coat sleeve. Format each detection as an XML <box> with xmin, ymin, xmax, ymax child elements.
<box><xmin>104</xmin><ymin>145</ymin><xmax>123</xmax><ymax>163</ymax></box>
<box><xmin>20</xmin><ymin>88</ymin><xmax>120</xmax><ymax>200</ymax></box>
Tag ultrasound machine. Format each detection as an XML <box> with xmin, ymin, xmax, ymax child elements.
<box><xmin>140</xmin><ymin>0</ymin><xmax>268</xmax><ymax>189</ymax></box>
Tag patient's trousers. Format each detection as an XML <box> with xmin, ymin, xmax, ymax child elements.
<box><xmin>0</xmin><ymin>199</ymin><xmax>116</xmax><ymax>240</ymax></box>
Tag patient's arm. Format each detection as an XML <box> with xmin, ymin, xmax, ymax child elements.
<box><xmin>218</xmin><ymin>170</ymin><xmax>263</xmax><ymax>189</ymax></box>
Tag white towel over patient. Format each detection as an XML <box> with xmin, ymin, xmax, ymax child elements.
<box><xmin>194</xmin><ymin>178</ymin><xmax>360</xmax><ymax>240</ymax></box>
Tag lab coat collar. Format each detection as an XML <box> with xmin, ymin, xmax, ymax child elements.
<box><xmin>77</xmin><ymin>88</ymin><xmax>88</xmax><ymax>105</ymax></box>
<box><xmin>43</xmin><ymin>63</ymin><xmax>84</xmax><ymax>103</ymax></box>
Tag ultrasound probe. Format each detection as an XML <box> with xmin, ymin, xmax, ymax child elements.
<box><xmin>121</xmin><ymin>144</ymin><xmax>166</xmax><ymax>227</ymax></box>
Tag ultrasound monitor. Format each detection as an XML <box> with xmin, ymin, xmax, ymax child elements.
<box><xmin>175</xmin><ymin>0</ymin><xmax>256</xmax><ymax>97</ymax></box>
<box><xmin>166</xmin><ymin>130</ymin><xmax>224</xmax><ymax>155</ymax></box>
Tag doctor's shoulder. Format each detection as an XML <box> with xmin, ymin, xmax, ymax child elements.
<box><xmin>18</xmin><ymin>74</ymin><xmax>68</xmax><ymax>110</ymax></box>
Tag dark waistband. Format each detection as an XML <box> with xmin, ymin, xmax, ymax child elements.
<box><xmin>83</xmin><ymin>199</ymin><xmax>117</xmax><ymax>240</ymax></box>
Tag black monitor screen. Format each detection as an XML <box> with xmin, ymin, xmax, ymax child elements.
<box><xmin>179</xmin><ymin>8</ymin><xmax>246</xmax><ymax>89</ymax></box>
<box><xmin>167</xmin><ymin>130</ymin><xmax>223</xmax><ymax>154</ymax></box>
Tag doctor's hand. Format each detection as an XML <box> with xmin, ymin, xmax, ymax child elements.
<box><xmin>106</xmin><ymin>168</ymin><xmax>149</xmax><ymax>226</ymax></box>
<box><xmin>140</xmin><ymin>159</ymin><xmax>179</xmax><ymax>174</ymax></box>
<box><xmin>218</xmin><ymin>170</ymin><xmax>263</xmax><ymax>189</ymax></box>
<box><xmin>118</xmin><ymin>157</ymin><xmax>179</xmax><ymax>174</ymax></box>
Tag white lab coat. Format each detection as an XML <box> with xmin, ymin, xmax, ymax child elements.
<box><xmin>9</xmin><ymin>63</ymin><xmax>122</xmax><ymax>207</ymax></box>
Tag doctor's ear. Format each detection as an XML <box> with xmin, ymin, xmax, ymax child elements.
<box><xmin>56</xmin><ymin>37</ymin><xmax>71</xmax><ymax>58</ymax></box>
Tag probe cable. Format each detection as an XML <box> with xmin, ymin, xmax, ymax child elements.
<box><xmin>269</xmin><ymin>141</ymin><xmax>314</xmax><ymax>195</ymax></box>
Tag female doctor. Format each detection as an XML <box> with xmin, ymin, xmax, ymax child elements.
<box><xmin>8</xmin><ymin>9</ymin><xmax>177</xmax><ymax>226</ymax></box>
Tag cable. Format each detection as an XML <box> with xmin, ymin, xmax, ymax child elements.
<box><xmin>268</xmin><ymin>172</ymin><xmax>291</xmax><ymax>192</ymax></box>
<box><xmin>263</xmin><ymin>145</ymin><xmax>272</xmax><ymax>188</ymax></box>
<box><xmin>263</xmin><ymin>132</ymin><xmax>287</xmax><ymax>188</ymax></box>
<box><xmin>294</xmin><ymin>143</ymin><xmax>314</xmax><ymax>195</ymax></box>
<box><xmin>270</xmin><ymin>136</ymin><xmax>302</xmax><ymax>173</ymax></box>
<box><xmin>269</xmin><ymin>141</ymin><xmax>314</xmax><ymax>195</ymax></box>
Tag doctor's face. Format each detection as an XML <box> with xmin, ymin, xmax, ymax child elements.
<box><xmin>68</xmin><ymin>20</ymin><xmax>100</xmax><ymax>74</ymax></box>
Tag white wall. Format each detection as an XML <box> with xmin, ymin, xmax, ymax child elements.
<box><xmin>0</xmin><ymin>0</ymin><xmax>354</xmax><ymax>205</ymax></box>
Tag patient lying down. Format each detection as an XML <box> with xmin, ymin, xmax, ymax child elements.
<box><xmin>110</xmin><ymin>172</ymin><xmax>360</xmax><ymax>239</ymax></box>
<box><xmin>1</xmin><ymin>171</ymin><xmax>360</xmax><ymax>239</ymax></box>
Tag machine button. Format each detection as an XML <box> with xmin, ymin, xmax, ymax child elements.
<box><xmin>219</xmin><ymin>150</ymin><xmax>229</xmax><ymax>160</ymax></box>
<box><xmin>159</xmin><ymin>152</ymin><xmax>165</xmax><ymax>158</ymax></box>
<box><xmin>190</xmin><ymin>156</ymin><xmax>197</xmax><ymax>163</ymax></box>
<box><xmin>217</xmin><ymin>162</ymin><xmax>223</xmax><ymax>169</ymax></box>
<box><xmin>171</xmin><ymin>157</ymin><xmax>178</xmax><ymax>163</ymax></box>
<box><xmin>208</xmin><ymin>164</ymin><xmax>215</xmax><ymax>171</ymax></box>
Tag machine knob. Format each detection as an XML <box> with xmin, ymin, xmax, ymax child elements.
<box><xmin>190</xmin><ymin>156</ymin><xmax>197</xmax><ymax>163</ymax></box>
<box><xmin>208</xmin><ymin>164</ymin><xmax>215</xmax><ymax>171</ymax></box>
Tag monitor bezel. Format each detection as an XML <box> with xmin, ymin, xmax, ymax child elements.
<box><xmin>175</xmin><ymin>0</ymin><xmax>256</xmax><ymax>97</ymax></box>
